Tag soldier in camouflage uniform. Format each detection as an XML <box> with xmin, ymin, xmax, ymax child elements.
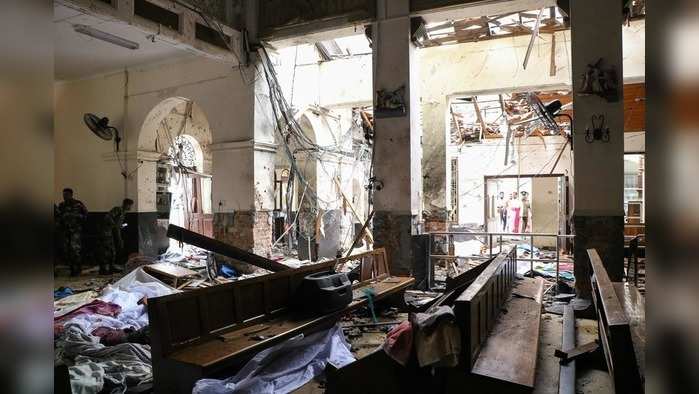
<box><xmin>97</xmin><ymin>198</ymin><xmax>133</xmax><ymax>274</ymax></box>
<box><xmin>57</xmin><ymin>188</ymin><xmax>88</xmax><ymax>276</ymax></box>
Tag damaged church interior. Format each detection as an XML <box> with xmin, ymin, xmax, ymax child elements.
<box><xmin>51</xmin><ymin>0</ymin><xmax>648</xmax><ymax>393</ymax></box>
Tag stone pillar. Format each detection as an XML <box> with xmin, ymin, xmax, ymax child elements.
<box><xmin>372</xmin><ymin>0</ymin><xmax>422</xmax><ymax>275</ymax></box>
<box><xmin>210</xmin><ymin>138</ymin><xmax>275</xmax><ymax>257</ymax></box>
<box><xmin>570</xmin><ymin>0</ymin><xmax>625</xmax><ymax>297</ymax></box>
<box><xmin>210</xmin><ymin>62</ymin><xmax>276</xmax><ymax>258</ymax></box>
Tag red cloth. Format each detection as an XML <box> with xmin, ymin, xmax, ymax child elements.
<box><xmin>383</xmin><ymin>321</ymin><xmax>413</xmax><ymax>366</ymax></box>
<box><xmin>53</xmin><ymin>299</ymin><xmax>121</xmax><ymax>323</ymax></box>
<box><xmin>512</xmin><ymin>207</ymin><xmax>521</xmax><ymax>233</ymax></box>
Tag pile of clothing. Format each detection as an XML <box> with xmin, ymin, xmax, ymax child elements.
<box><xmin>54</xmin><ymin>268</ymin><xmax>177</xmax><ymax>394</ymax></box>
<box><xmin>383</xmin><ymin>306</ymin><xmax>461</xmax><ymax>368</ymax></box>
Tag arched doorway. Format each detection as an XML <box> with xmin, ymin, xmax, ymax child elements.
<box><xmin>137</xmin><ymin>97</ymin><xmax>213</xmax><ymax>252</ymax></box>
<box><xmin>274</xmin><ymin>107</ymin><xmax>358</xmax><ymax>259</ymax></box>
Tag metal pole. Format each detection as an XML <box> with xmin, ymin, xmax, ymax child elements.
<box><xmin>489</xmin><ymin>233</ymin><xmax>493</xmax><ymax>257</ymax></box>
<box><xmin>530</xmin><ymin>234</ymin><xmax>534</xmax><ymax>277</ymax></box>
<box><xmin>499</xmin><ymin>234</ymin><xmax>503</xmax><ymax>254</ymax></box>
<box><xmin>555</xmin><ymin>235</ymin><xmax>560</xmax><ymax>294</ymax></box>
<box><xmin>428</xmin><ymin>233</ymin><xmax>432</xmax><ymax>290</ymax></box>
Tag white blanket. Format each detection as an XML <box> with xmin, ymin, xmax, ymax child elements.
<box><xmin>193</xmin><ymin>324</ymin><xmax>355</xmax><ymax>394</ymax></box>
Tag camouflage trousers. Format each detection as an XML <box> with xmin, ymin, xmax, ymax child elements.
<box><xmin>62</xmin><ymin>230</ymin><xmax>82</xmax><ymax>274</ymax></box>
<box><xmin>96</xmin><ymin>236</ymin><xmax>116</xmax><ymax>272</ymax></box>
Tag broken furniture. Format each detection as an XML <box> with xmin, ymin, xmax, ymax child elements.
<box><xmin>166</xmin><ymin>224</ymin><xmax>290</xmax><ymax>272</ymax></box>
<box><xmin>143</xmin><ymin>262</ymin><xmax>198</xmax><ymax>289</ymax></box>
<box><xmin>588</xmin><ymin>248</ymin><xmax>644</xmax><ymax>393</ymax></box>
<box><xmin>454</xmin><ymin>249</ymin><xmax>544</xmax><ymax>393</ymax></box>
<box><xmin>326</xmin><ymin>249</ymin><xmax>545</xmax><ymax>394</ymax></box>
<box><xmin>335</xmin><ymin>247</ymin><xmax>391</xmax><ymax>282</ymax></box>
<box><xmin>148</xmin><ymin>248</ymin><xmax>413</xmax><ymax>393</ymax></box>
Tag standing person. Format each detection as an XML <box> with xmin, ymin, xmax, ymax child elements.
<box><xmin>57</xmin><ymin>188</ymin><xmax>88</xmax><ymax>276</ymax></box>
<box><xmin>97</xmin><ymin>198</ymin><xmax>133</xmax><ymax>275</ymax></box>
<box><xmin>496</xmin><ymin>192</ymin><xmax>507</xmax><ymax>232</ymax></box>
<box><xmin>509</xmin><ymin>192</ymin><xmax>522</xmax><ymax>234</ymax></box>
<box><xmin>521</xmin><ymin>191</ymin><xmax>531</xmax><ymax>233</ymax></box>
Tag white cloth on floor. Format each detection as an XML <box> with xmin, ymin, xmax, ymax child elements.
<box><xmin>61</xmin><ymin>268</ymin><xmax>178</xmax><ymax>334</ymax></box>
<box><xmin>59</xmin><ymin>324</ymin><xmax>152</xmax><ymax>394</ymax></box>
<box><xmin>57</xmin><ymin>268</ymin><xmax>176</xmax><ymax>393</ymax></box>
<box><xmin>193</xmin><ymin>324</ymin><xmax>355</xmax><ymax>394</ymax></box>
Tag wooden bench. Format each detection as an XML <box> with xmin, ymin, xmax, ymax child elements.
<box><xmin>466</xmin><ymin>276</ymin><xmax>544</xmax><ymax>393</ymax></box>
<box><xmin>148</xmin><ymin>248</ymin><xmax>413</xmax><ymax>393</ymax></box>
<box><xmin>453</xmin><ymin>249</ymin><xmax>518</xmax><ymax>370</ymax></box>
<box><xmin>326</xmin><ymin>249</ymin><xmax>544</xmax><ymax>394</ymax></box>
<box><xmin>588</xmin><ymin>248</ymin><xmax>644</xmax><ymax>393</ymax></box>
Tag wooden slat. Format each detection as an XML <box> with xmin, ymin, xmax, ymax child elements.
<box><xmin>168</xmin><ymin>276</ymin><xmax>414</xmax><ymax>368</ymax></box>
<box><xmin>470</xmin><ymin>277</ymin><xmax>544</xmax><ymax>389</ymax></box>
<box><xmin>454</xmin><ymin>249</ymin><xmax>517</xmax><ymax>369</ymax></box>
<box><xmin>589</xmin><ymin>249</ymin><xmax>643</xmax><ymax>393</ymax></box>
<box><xmin>613</xmin><ymin>282</ymin><xmax>646</xmax><ymax>380</ymax></box>
<box><xmin>587</xmin><ymin>249</ymin><xmax>628</xmax><ymax>326</ymax></box>
<box><xmin>145</xmin><ymin>263</ymin><xmax>197</xmax><ymax>279</ymax></box>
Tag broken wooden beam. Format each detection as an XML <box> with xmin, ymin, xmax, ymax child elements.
<box><xmin>166</xmin><ymin>224</ymin><xmax>290</xmax><ymax>272</ymax></box>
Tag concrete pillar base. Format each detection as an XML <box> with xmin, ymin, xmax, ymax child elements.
<box><xmin>573</xmin><ymin>215</ymin><xmax>624</xmax><ymax>298</ymax></box>
<box><xmin>373</xmin><ymin>211</ymin><xmax>418</xmax><ymax>276</ymax></box>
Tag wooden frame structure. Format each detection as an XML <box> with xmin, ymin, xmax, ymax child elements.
<box><xmin>454</xmin><ymin>248</ymin><xmax>517</xmax><ymax>369</ymax></box>
<box><xmin>149</xmin><ymin>248</ymin><xmax>413</xmax><ymax>393</ymax></box>
<box><xmin>588</xmin><ymin>249</ymin><xmax>643</xmax><ymax>393</ymax></box>
<box><xmin>335</xmin><ymin>248</ymin><xmax>390</xmax><ymax>282</ymax></box>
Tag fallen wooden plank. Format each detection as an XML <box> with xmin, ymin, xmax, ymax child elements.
<box><xmin>167</xmin><ymin>224</ymin><xmax>290</xmax><ymax>272</ymax></box>
<box><xmin>145</xmin><ymin>262</ymin><xmax>197</xmax><ymax>279</ymax></box>
<box><xmin>470</xmin><ymin>277</ymin><xmax>544</xmax><ymax>391</ymax></box>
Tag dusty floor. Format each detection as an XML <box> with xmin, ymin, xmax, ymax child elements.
<box><xmin>534</xmin><ymin>313</ymin><xmax>612</xmax><ymax>394</ymax></box>
<box><xmin>294</xmin><ymin>312</ymin><xmax>613</xmax><ymax>394</ymax></box>
<box><xmin>54</xmin><ymin>265</ymin><xmax>122</xmax><ymax>292</ymax></box>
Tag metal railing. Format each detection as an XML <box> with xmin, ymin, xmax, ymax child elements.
<box><xmin>427</xmin><ymin>231</ymin><xmax>575</xmax><ymax>293</ymax></box>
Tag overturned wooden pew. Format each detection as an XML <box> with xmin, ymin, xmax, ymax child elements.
<box><xmin>327</xmin><ymin>249</ymin><xmax>545</xmax><ymax>394</ymax></box>
<box><xmin>587</xmin><ymin>249</ymin><xmax>644</xmax><ymax>393</ymax></box>
<box><xmin>452</xmin><ymin>248</ymin><xmax>544</xmax><ymax>393</ymax></box>
<box><xmin>148</xmin><ymin>247</ymin><xmax>414</xmax><ymax>393</ymax></box>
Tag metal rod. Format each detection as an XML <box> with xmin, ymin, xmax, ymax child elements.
<box><xmin>530</xmin><ymin>234</ymin><xmax>534</xmax><ymax>278</ymax></box>
<box><xmin>555</xmin><ymin>236</ymin><xmax>560</xmax><ymax>294</ymax></box>
<box><xmin>428</xmin><ymin>232</ymin><xmax>433</xmax><ymax>290</ymax></box>
<box><xmin>559</xmin><ymin>304</ymin><xmax>576</xmax><ymax>394</ymax></box>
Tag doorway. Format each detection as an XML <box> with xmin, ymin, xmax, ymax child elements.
<box><xmin>484</xmin><ymin>174</ymin><xmax>568</xmax><ymax>245</ymax></box>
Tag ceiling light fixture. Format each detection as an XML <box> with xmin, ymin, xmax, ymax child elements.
<box><xmin>73</xmin><ymin>24</ymin><xmax>140</xmax><ymax>50</ymax></box>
